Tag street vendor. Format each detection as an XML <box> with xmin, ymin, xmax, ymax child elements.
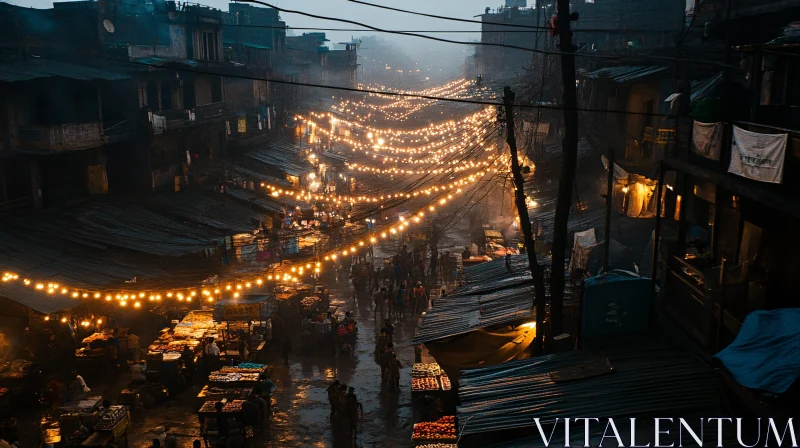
<box><xmin>68</xmin><ymin>370</ymin><xmax>90</xmax><ymax>401</ymax></box>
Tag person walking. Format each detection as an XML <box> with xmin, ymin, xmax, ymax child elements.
<box><xmin>388</xmin><ymin>353</ymin><xmax>402</xmax><ymax>391</ymax></box>
<box><xmin>337</xmin><ymin>384</ymin><xmax>348</xmax><ymax>423</ymax></box>
<box><xmin>395</xmin><ymin>281</ymin><xmax>407</xmax><ymax>321</ymax></box>
<box><xmin>327</xmin><ymin>380</ymin><xmax>341</xmax><ymax>417</ymax></box>
<box><xmin>345</xmin><ymin>391</ymin><xmax>363</xmax><ymax>440</ymax></box>
<box><xmin>412</xmin><ymin>282</ymin><xmax>427</xmax><ymax>315</ymax></box>
<box><xmin>281</xmin><ymin>336</ymin><xmax>291</xmax><ymax>367</ymax></box>
<box><xmin>380</xmin><ymin>343</ymin><xmax>395</xmax><ymax>386</ymax></box>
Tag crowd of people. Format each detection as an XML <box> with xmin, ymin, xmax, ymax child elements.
<box><xmin>326</xmin><ymin>380</ymin><xmax>364</xmax><ymax>440</ymax></box>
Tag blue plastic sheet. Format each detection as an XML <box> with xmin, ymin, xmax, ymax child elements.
<box><xmin>714</xmin><ymin>308</ymin><xmax>800</xmax><ymax>394</ymax></box>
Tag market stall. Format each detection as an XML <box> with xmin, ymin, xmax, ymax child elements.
<box><xmin>75</xmin><ymin>333</ymin><xmax>114</xmax><ymax>374</ymax></box>
<box><xmin>41</xmin><ymin>399</ymin><xmax>131</xmax><ymax>447</ymax></box>
<box><xmin>197</xmin><ymin>399</ymin><xmax>252</xmax><ymax>447</ymax></box>
<box><xmin>144</xmin><ymin>310</ymin><xmax>220</xmax><ymax>392</ymax></box>
<box><xmin>0</xmin><ymin>359</ymin><xmax>44</xmax><ymax>408</ymax></box>
<box><xmin>412</xmin><ymin>416</ymin><xmax>457</xmax><ymax>446</ymax></box>
<box><xmin>213</xmin><ymin>296</ymin><xmax>274</xmax><ymax>362</ymax></box>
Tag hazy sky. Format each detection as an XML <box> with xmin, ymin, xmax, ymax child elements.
<box><xmin>10</xmin><ymin>0</ymin><xmax>503</xmax><ymax>56</ymax></box>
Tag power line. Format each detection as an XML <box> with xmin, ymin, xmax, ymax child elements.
<box><xmin>235</xmin><ymin>0</ymin><xmax>726</xmax><ymax>67</ymax></box>
<box><xmin>110</xmin><ymin>57</ymin><xmax>679</xmax><ymax>118</ymax></box>
<box><xmin>344</xmin><ymin>0</ymin><xmax>683</xmax><ymax>34</ymax></box>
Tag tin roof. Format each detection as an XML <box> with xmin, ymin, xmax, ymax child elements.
<box><xmin>412</xmin><ymin>283</ymin><xmax>535</xmax><ymax>344</ymax></box>
<box><xmin>457</xmin><ymin>339</ymin><xmax>721</xmax><ymax>438</ymax></box>
<box><xmin>0</xmin><ymin>282</ymin><xmax>80</xmax><ymax>314</ymax></box>
<box><xmin>585</xmin><ymin>65</ymin><xmax>668</xmax><ymax>83</ymax></box>
<box><xmin>0</xmin><ymin>59</ymin><xmax>129</xmax><ymax>83</ymax></box>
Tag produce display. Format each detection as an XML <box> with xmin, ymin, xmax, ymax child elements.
<box><xmin>0</xmin><ymin>387</ymin><xmax>8</xmax><ymax>395</ymax></box>
<box><xmin>412</xmin><ymin>416</ymin><xmax>457</xmax><ymax>441</ymax></box>
<box><xmin>411</xmin><ymin>377</ymin><xmax>440</xmax><ymax>391</ymax></box>
<box><xmin>222</xmin><ymin>400</ymin><xmax>244</xmax><ymax>413</ymax></box>
<box><xmin>0</xmin><ymin>359</ymin><xmax>34</xmax><ymax>378</ymax></box>
<box><xmin>221</xmin><ymin>363</ymin><xmax>265</xmax><ymax>374</ymax></box>
<box><xmin>411</xmin><ymin>363</ymin><xmax>441</xmax><ymax>378</ymax></box>
<box><xmin>94</xmin><ymin>406</ymin><xmax>128</xmax><ymax>431</ymax></box>
<box><xmin>81</xmin><ymin>333</ymin><xmax>112</xmax><ymax>345</ymax></box>
<box><xmin>417</xmin><ymin>444</ymin><xmax>458</xmax><ymax>448</ymax></box>
<box><xmin>300</xmin><ymin>296</ymin><xmax>320</xmax><ymax>310</ymax></box>
<box><xmin>198</xmin><ymin>401</ymin><xmax>219</xmax><ymax>413</ymax></box>
<box><xmin>439</xmin><ymin>374</ymin><xmax>451</xmax><ymax>391</ymax></box>
<box><xmin>208</xmin><ymin>372</ymin><xmax>259</xmax><ymax>383</ymax></box>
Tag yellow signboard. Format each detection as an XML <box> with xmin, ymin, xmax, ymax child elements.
<box><xmin>222</xmin><ymin>303</ymin><xmax>260</xmax><ymax>320</ymax></box>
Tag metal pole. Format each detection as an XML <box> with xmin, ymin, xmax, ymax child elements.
<box><xmin>602</xmin><ymin>146</ymin><xmax>615</xmax><ymax>272</ymax></box>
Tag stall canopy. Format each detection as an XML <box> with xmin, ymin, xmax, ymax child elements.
<box><xmin>456</xmin><ymin>339</ymin><xmax>720</xmax><ymax>441</ymax></box>
<box><xmin>0</xmin><ymin>282</ymin><xmax>78</xmax><ymax>314</ymax></box>
<box><xmin>214</xmin><ymin>295</ymin><xmax>273</xmax><ymax>321</ymax></box>
<box><xmin>454</xmin><ymin>255</ymin><xmax>548</xmax><ymax>296</ymax></box>
<box><xmin>413</xmin><ymin>282</ymin><xmax>536</xmax><ymax>371</ymax></box>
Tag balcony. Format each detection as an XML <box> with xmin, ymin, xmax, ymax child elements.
<box><xmin>18</xmin><ymin>123</ymin><xmax>105</xmax><ymax>152</ymax></box>
<box><xmin>149</xmin><ymin>102</ymin><xmax>230</xmax><ymax>134</ymax></box>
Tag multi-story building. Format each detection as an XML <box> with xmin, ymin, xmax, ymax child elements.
<box><xmin>656</xmin><ymin>0</ymin><xmax>800</xmax><ymax>357</ymax></box>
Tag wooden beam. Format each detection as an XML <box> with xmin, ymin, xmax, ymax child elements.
<box><xmin>663</xmin><ymin>157</ymin><xmax>800</xmax><ymax>219</ymax></box>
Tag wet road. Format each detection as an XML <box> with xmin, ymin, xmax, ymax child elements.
<box><xmin>126</xmin><ymin>253</ymin><xmax>422</xmax><ymax>448</ymax></box>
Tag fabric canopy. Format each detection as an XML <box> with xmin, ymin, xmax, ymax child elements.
<box><xmin>714</xmin><ymin>308</ymin><xmax>800</xmax><ymax>394</ymax></box>
<box><xmin>425</xmin><ymin>325</ymin><xmax>536</xmax><ymax>375</ymax></box>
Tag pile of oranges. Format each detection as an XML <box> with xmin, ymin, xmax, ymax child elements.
<box><xmin>412</xmin><ymin>416</ymin><xmax>457</xmax><ymax>441</ymax></box>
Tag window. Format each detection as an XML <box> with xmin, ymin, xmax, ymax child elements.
<box><xmin>198</xmin><ymin>30</ymin><xmax>218</xmax><ymax>61</ymax></box>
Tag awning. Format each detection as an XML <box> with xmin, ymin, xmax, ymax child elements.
<box><xmin>0</xmin><ymin>59</ymin><xmax>129</xmax><ymax>83</ymax></box>
<box><xmin>0</xmin><ymin>283</ymin><xmax>78</xmax><ymax>314</ymax></box>
<box><xmin>585</xmin><ymin>65</ymin><xmax>668</xmax><ymax>83</ymax></box>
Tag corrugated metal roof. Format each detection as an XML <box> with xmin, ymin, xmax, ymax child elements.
<box><xmin>246</xmin><ymin>140</ymin><xmax>312</xmax><ymax>177</ymax></box>
<box><xmin>412</xmin><ymin>283</ymin><xmax>535</xmax><ymax>344</ymax></box>
<box><xmin>454</xmin><ymin>255</ymin><xmax>547</xmax><ymax>296</ymax></box>
<box><xmin>690</xmin><ymin>71</ymin><xmax>724</xmax><ymax>104</ymax></box>
<box><xmin>0</xmin><ymin>59</ymin><xmax>129</xmax><ymax>83</ymax></box>
<box><xmin>224</xmin><ymin>188</ymin><xmax>284</xmax><ymax>214</ymax></box>
<box><xmin>585</xmin><ymin>65</ymin><xmax>668</xmax><ymax>83</ymax></box>
<box><xmin>457</xmin><ymin>340</ymin><xmax>721</xmax><ymax>438</ymax></box>
<box><xmin>0</xmin><ymin>282</ymin><xmax>80</xmax><ymax>314</ymax></box>
<box><xmin>0</xmin><ymin>190</ymin><xmax>271</xmax><ymax>290</ymax></box>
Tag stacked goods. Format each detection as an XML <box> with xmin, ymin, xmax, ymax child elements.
<box><xmin>300</xmin><ymin>296</ymin><xmax>320</xmax><ymax>310</ymax></box>
<box><xmin>198</xmin><ymin>401</ymin><xmax>219</xmax><ymax>413</ymax></box>
<box><xmin>222</xmin><ymin>400</ymin><xmax>244</xmax><ymax>413</ymax></box>
<box><xmin>220</xmin><ymin>363</ymin><xmax>265</xmax><ymax>374</ymax></box>
<box><xmin>411</xmin><ymin>363</ymin><xmax>441</xmax><ymax>378</ymax></box>
<box><xmin>0</xmin><ymin>359</ymin><xmax>34</xmax><ymax>378</ymax></box>
<box><xmin>412</xmin><ymin>416</ymin><xmax>457</xmax><ymax>442</ymax></box>
<box><xmin>208</xmin><ymin>372</ymin><xmax>242</xmax><ymax>382</ymax></box>
<box><xmin>411</xmin><ymin>377</ymin><xmax>440</xmax><ymax>391</ymax></box>
<box><xmin>81</xmin><ymin>333</ymin><xmax>111</xmax><ymax>345</ymax></box>
<box><xmin>94</xmin><ymin>406</ymin><xmax>128</xmax><ymax>431</ymax></box>
<box><xmin>439</xmin><ymin>374</ymin><xmax>451</xmax><ymax>391</ymax></box>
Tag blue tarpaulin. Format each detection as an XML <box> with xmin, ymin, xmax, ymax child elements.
<box><xmin>714</xmin><ymin>308</ymin><xmax>800</xmax><ymax>394</ymax></box>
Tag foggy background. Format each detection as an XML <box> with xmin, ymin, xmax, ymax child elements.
<box><xmin>8</xmin><ymin>0</ymin><xmax>504</xmax><ymax>82</ymax></box>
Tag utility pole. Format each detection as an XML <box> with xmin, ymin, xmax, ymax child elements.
<box><xmin>602</xmin><ymin>146</ymin><xmax>614</xmax><ymax>272</ymax></box>
<box><xmin>550</xmin><ymin>0</ymin><xmax>580</xmax><ymax>337</ymax></box>
<box><xmin>502</xmin><ymin>87</ymin><xmax>547</xmax><ymax>354</ymax></box>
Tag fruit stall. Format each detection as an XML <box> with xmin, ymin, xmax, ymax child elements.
<box><xmin>213</xmin><ymin>295</ymin><xmax>274</xmax><ymax>361</ymax></box>
<box><xmin>411</xmin><ymin>416</ymin><xmax>457</xmax><ymax>446</ymax></box>
<box><xmin>197</xmin><ymin>399</ymin><xmax>253</xmax><ymax>446</ymax></box>
<box><xmin>0</xmin><ymin>359</ymin><xmax>44</xmax><ymax>408</ymax></box>
<box><xmin>42</xmin><ymin>400</ymin><xmax>131</xmax><ymax>447</ymax></box>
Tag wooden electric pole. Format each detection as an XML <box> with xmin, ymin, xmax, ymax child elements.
<box><xmin>503</xmin><ymin>87</ymin><xmax>548</xmax><ymax>354</ymax></box>
<box><xmin>550</xmin><ymin>0</ymin><xmax>580</xmax><ymax>337</ymax></box>
<box><xmin>602</xmin><ymin>146</ymin><xmax>614</xmax><ymax>272</ymax></box>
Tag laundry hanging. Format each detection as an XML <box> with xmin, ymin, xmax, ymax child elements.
<box><xmin>728</xmin><ymin>125</ymin><xmax>788</xmax><ymax>184</ymax></box>
<box><xmin>692</xmin><ymin>121</ymin><xmax>723</xmax><ymax>161</ymax></box>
